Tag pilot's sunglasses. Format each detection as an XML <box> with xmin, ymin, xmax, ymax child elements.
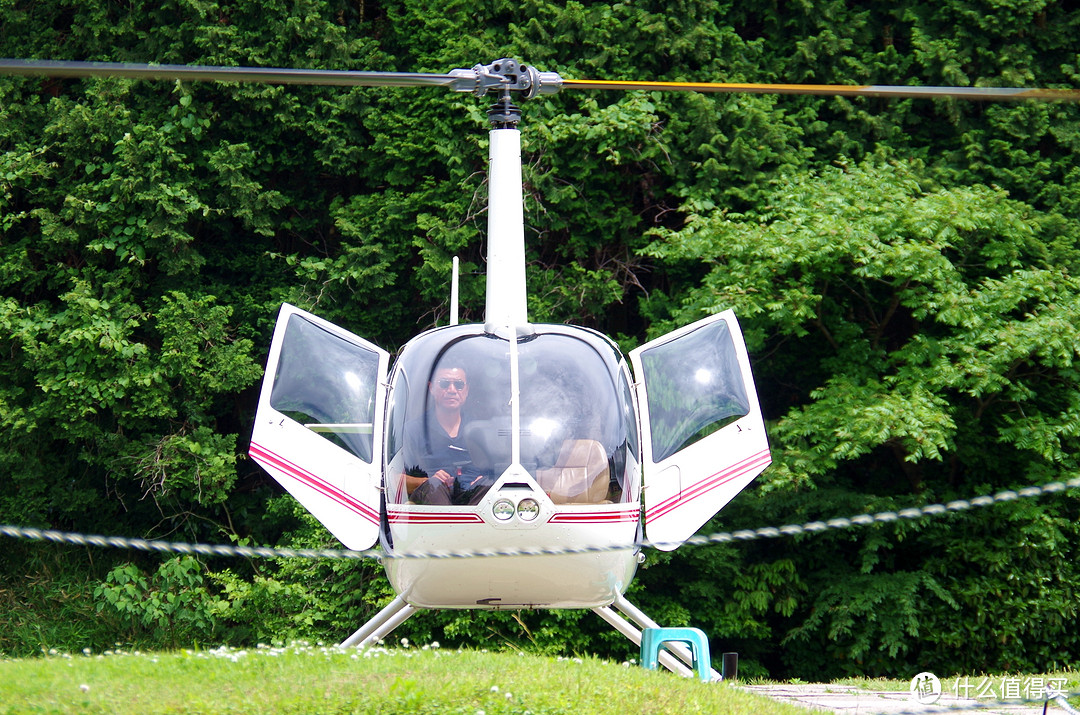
<box><xmin>437</xmin><ymin>379</ymin><xmax>466</xmax><ymax>390</ymax></box>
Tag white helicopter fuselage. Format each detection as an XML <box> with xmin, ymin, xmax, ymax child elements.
<box><xmin>382</xmin><ymin>502</ymin><xmax>642</xmax><ymax>609</ymax></box>
<box><xmin>249</xmin><ymin>125</ymin><xmax>770</xmax><ymax>616</ymax></box>
<box><xmin>383</xmin><ymin>127</ymin><xmax>644</xmax><ymax>608</ymax></box>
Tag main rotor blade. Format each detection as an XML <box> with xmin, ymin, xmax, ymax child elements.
<box><xmin>5</xmin><ymin>59</ymin><xmax>1078</xmax><ymax>102</ymax></box>
<box><xmin>0</xmin><ymin>59</ymin><xmax>462</xmax><ymax>89</ymax></box>
<box><xmin>562</xmin><ymin>78</ymin><xmax>1080</xmax><ymax>102</ymax></box>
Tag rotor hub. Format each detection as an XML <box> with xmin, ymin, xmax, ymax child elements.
<box><xmin>487</xmin><ymin>92</ymin><xmax>522</xmax><ymax>128</ymax></box>
<box><xmin>448</xmin><ymin>58</ymin><xmax>562</xmax><ymax>101</ymax></box>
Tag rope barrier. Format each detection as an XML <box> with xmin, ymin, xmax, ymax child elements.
<box><xmin>1054</xmin><ymin>693</ymin><xmax>1080</xmax><ymax>715</ymax></box>
<box><xmin>3</xmin><ymin>477</ymin><xmax>1079</xmax><ymax>714</ymax></box>
<box><xmin>2</xmin><ymin>476</ymin><xmax>1077</xmax><ymax>562</ymax></box>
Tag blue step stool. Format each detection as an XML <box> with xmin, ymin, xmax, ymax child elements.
<box><xmin>640</xmin><ymin>627</ymin><xmax>712</xmax><ymax>682</ymax></box>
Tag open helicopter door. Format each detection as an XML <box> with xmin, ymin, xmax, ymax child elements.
<box><xmin>250</xmin><ymin>304</ymin><xmax>389</xmax><ymax>550</ymax></box>
<box><xmin>630</xmin><ymin>310</ymin><xmax>770</xmax><ymax>550</ymax></box>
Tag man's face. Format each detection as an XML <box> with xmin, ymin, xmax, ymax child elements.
<box><xmin>430</xmin><ymin>367</ymin><xmax>468</xmax><ymax>411</ymax></box>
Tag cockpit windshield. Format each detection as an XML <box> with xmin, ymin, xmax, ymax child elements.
<box><xmin>518</xmin><ymin>333</ymin><xmax>628</xmax><ymax>504</ymax></box>
<box><xmin>385</xmin><ymin>325</ymin><xmax>636</xmax><ymax>506</ymax></box>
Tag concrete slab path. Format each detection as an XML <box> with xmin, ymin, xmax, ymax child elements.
<box><xmin>741</xmin><ymin>683</ymin><xmax>1064</xmax><ymax>714</ymax></box>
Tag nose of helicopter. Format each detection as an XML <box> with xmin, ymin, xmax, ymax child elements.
<box><xmin>481</xmin><ymin>471</ymin><xmax>550</xmax><ymax>528</ymax></box>
<box><xmin>382</xmin><ymin>460</ymin><xmax>642</xmax><ymax>610</ymax></box>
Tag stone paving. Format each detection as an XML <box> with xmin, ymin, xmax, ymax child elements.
<box><xmin>741</xmin><ymin>683</ymin><xmax>1063</xmax><ymax>714</ymax></box>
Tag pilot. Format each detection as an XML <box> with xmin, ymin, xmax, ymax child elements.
<box><xmin>403</xmin><ymin>365</ymin><xmax>491</xmax><ymax>505</ymax></box>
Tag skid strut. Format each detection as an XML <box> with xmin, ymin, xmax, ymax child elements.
<box><xmin>341</xmin><ymin>592</ymin><xmax>722</xmax><ymax>682</ymax></box>
<box><xmin>340</xmin><ymin>595</ymin><xmax>418</xmax><ymax>648</ymax></box>
<box><xmin>593</xmin><ymin>593</ymin><xmax>723</xmax><ymax>681</ymax></box>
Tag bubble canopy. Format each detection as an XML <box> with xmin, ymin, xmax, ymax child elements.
<box><xmin>251</xmin><ymin>304</ymin><xmax>768</xmax><ymax>556</ymax></box>
<box><xmin>385</xmin><ymin>324</ymin><xmax>638</xmax><ymax>506</ymax></box>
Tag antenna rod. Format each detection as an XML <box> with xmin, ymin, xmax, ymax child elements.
<box><xmin>450</xmin><ymin>256</ymin><xmax>460</xmax><ymax>326</ymax></box>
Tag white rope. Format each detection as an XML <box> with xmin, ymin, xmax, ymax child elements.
<box><xmin>1055</xmin><ymin>693</ymin><xmax>1080</xmax><ymax>715</ymax></box>
<box><xmin>2</xmin><ymin>476</ymin><xmax>1077</xmax><ymax>562</ymax></box>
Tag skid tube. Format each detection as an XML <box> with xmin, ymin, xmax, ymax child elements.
<box><xmin>339</xmin><ymin>595</ymin><xmax>418</xmax><ymax>648</ymax></box>
<box><xmin>593</xmin><ymin>593</ymin><xmax>723</xmax><ymax>681</ymax></box>
<box><xmin>340</xmin><ymin>593</ymin><xmax>722</xmax><ymax>682</ymax></box>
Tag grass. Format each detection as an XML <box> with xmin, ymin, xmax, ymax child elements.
<box><xmin>0</xmin><ymin>642</ymin><xmax>811</xmax><ymax>715</ymax></box>
<box><xmin>0</xmin><ymin>546</ymin><xmax>121</xmax><ymax>659</ymax></box>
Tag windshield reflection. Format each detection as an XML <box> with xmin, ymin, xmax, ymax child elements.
<box><xmin>385</xmin><ymin>326</ymin><xmax>637</xmax><ymax>507</ymax></box>
<box><xmin>269</xmin><ymin>313</ymin><xmax>379</xmax><ymax>463</ymax></box>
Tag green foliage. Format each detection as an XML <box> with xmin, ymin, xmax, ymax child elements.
<box><xmin>0</xmin><ymin>543</ymin><xmax>121</xmax><ymax>658</ymax></box>
<box><xmin>917</xmin><ymin>500</ymin><xmax>1080</xmax><ymax>673</ymax></box>
<box><xmin>646</xmin><ymin>158</ymin><xmax>1080</xmax><ymax>493</ymax></box>
<box><xmin>644</xmin><ymin>156</ymin><xmax>1080</xmax><ymax>677</ymax></box>
<box><xmin>207</xmin><ymin>499</ymin><xmax>391</xmax><ymax>644</ymax></box>
<box><xmin>2</xmin><ymin>0</ymin><xmax>1080</xmax><ymax>681</ymax></box>
<box><xmin>94</xmin><ymin>556</ymin><xmax>222</xmax><ymax>647</ymax></box>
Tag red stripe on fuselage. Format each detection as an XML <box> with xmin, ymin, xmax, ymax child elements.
<box><xmin>547</xmin><ymin>507</ymin><xmax>640</xmax><ymax>524</ymax></box>
<box><xmin>645</xmin><ymin>449</ymin><xmax>771</xmax><ymax>523</ymax></box>
<box><xmin>385</xmin><ymin>505</ymin><xmax>639</xmax><ymax>526</ymax></box>
<box><xmin>385</xmin><ymin>509</ymin><xmax>485</xmax><ymax>524</ymax></box>
<box><xmin>249</xmin><ymin>442</ymin><xmax>379</xmax><ymax>525</ymax></box>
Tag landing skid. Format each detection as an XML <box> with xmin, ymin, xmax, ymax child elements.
<box><xmin>592</xmin><ymin>593</ymin><xmax>722</xmax><ymax>681</ymax></box>
<box><xmin>339</xmin><ymin>595</ymin><xmax>417</xmax><ymax>648</ymax></box>
<box><xmin>340</xmin><ymin>592</ymin><xmax>721</xmax><ymax>681</ymax></box>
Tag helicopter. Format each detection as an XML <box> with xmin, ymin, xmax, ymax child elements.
<box><xmin>2</xmin><ymin>56</ymin><xmax>1078</xmax><ymax>679</ymax></box>
<box><xmin>243</xmin><ymin>61</ymin><xmax>773</xmax><ymax>680</ymax></box>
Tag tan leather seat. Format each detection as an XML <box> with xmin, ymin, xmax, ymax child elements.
<box><xmin>535</xmin><ymin>439</ymin><xmax>609</xmax><ymax>504</ymax></box>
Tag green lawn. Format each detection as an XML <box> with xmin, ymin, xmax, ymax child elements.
<box><xmin>0</xmin><ymin>643</ymin><xmax>810</xmax><ymax>715</ymax></box>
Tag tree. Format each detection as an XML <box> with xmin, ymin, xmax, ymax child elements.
<box><xmin>641</xmin><ymin>157</ymin><xmax>1080</xmax><ymax>677</ymax></box>
<box><xmin>2</xmin><ymin>0</ymin><xmax>1080</xmax><ymax>673</ymax></box>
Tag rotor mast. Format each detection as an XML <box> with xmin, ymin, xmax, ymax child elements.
<box><xmin>462</xmin><ymin>60</ymin><xmax>559</xmax><ymax>333</ymax></box>
<box><xmin>484</xmin><ymin>88</ymin><xmax>527</xmax><ymax>333</ymax></box>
